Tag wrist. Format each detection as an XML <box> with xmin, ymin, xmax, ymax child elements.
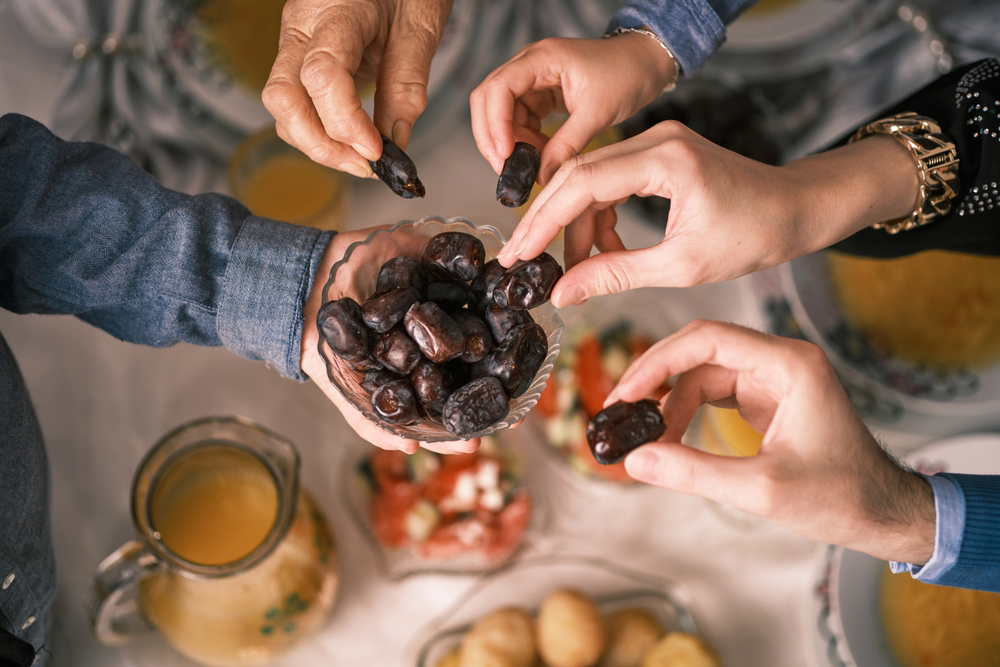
<box><xmin>859</xmin><ymin>468</ymin><xmax>937</xmax><ymax>565</ymax></box>
<box><xmin>604</xmin><ymin>30</ymin><xmax>679</xmax><ymax>95</ymax></box>
<box><xmin>781</xmin><ymin>135</ymin><xmax>920</xmax><ymax>254</ymax></box>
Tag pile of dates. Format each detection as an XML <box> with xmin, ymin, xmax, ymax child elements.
<box><xmin>318</xmin><ymin>231</ymin><xmax>564</xmax><ymax>437</ymax></box>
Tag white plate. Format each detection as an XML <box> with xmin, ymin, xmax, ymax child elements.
<box><xmin>807</xmin><ymin>433</ymin><xmax>1000</xmax><ymax>667</ymax></box>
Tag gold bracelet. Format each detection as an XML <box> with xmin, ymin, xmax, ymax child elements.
<box><xmin>603</xmin><ymin>26</ymin><xmax>679</xmax><ymax>92</ymax></box>
<box><xmin>848</xmin><ymin>112</ymin><xmax>960</xmax><ymax>234</ymax></box>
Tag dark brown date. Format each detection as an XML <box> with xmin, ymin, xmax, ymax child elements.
<box><xmin>496</xmin><ymin>142</ymin><xmax>541</xmax><ymax>207</ymax></box>
<box><xmin>317</xmin><ymin>298</ymin><xmax>373</xmax><ymax>363</ymax></box>
<box><xmin>493</xmin><ymin>253</ymin><xmax>563</xmax><ymax>310</ymax></box>
<box><xmin>484</xmin><ymin>303</ymin><xmax>534</xmax><ymax>344</ymax></box>
<box><xmin>426</xmin><ymin>281</ymin><xmax>471</xmax><ymax>311</ymax></box>
<box><xmin>373</xmin><ymin>325</ymin><xmax>424</xmax><ymax>375</ymax></box>
<box><xmin>372</xmin><ymin>379</ymin><xmax>420</xmax><ymax>424</ymax></box>
<box><xmin>452</xmin><ymin>311</ymin><xmax>493</xmax><ymax>363</ymax></box>
<box><xmin>420</xmin><ymin>232</ymin><xmax>485</xmax><ymax>282</ymax></box>
<box><xmin>349</xmin><ymin>355</ymin><xmax>384</xmax><ymax>373</ymax></box>
<box><xmin>369</xmin><ymin>135</ymin><xmax>425</xmax><ymax>198</ymax></box>
<box><xmin>441</xmin><ymin>376</ymin><xmax>511</xmax><ymax>437</ymax></box>
<box><xmin>488</xmin><ymin>323</ymin><xmax>548</xmax><ymax>397</ymax></box>
<box><xmin>586</xmin><ymin>400</ymin><xmax>666</xmax><ymax>465</ymax></box>
<box><xmin>469</xmin><ymin>259</ymin><xmax>506</xmax><ymax>314</ymax></box>
<box><xmin>361</xmin><ymin>286</ymin><xmax>420</xmax><ymax>333</ymax></box>
<box><xmin>376</xmin><ymin>257</ymin><xmax>428</xmax><ymax>296</ymax></box>
<box><xmin>403</xmin><ymin>302</ymin><xmax>466</xmax><ymax>363</ymax></box>
<box><xmin>411</xmin><ymin>360</ymin><xmax>453</xmax><ymax>418</ymax></box>
<box><xmin>361</xmin><ymin>369</ymin><xmax>404</xmax><ymax>394</ymax></box>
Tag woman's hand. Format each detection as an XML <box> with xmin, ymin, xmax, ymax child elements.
<box><xmin>470</xmin><ymin>33</ymin><xmax>677</xmax><ymax>183</ymax></box>
<box><xmin>263</xmin><ymin>0</ymin><xmax>452</xmax><ymax>178</ymax></box>
<box><xmin>300</xmin><ymin>227</ymin><xmax>479</xmax><ymax>455</ymax></box>
<box><xmin>496</xmin><ymin>124</ymin><xmax>919</xmax><ymax>307</ymax></box>
<box><xmin>609</xmin><ymin>320</ymin><xmax>935</xmax><ymax>564</ymax></box>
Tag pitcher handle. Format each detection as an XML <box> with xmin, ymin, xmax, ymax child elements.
<box><xmin>87</xmin><ymin>540</ymin><xmax>160</xmax><ymax>644</ymax></box>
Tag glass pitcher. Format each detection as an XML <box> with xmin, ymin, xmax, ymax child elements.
<box><xmin>88</xmin><ymin>416</ymin><xmax>338</xmax><ymax>666</ymax></box>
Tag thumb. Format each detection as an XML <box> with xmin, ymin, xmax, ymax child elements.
<box><xmin>551</xmin><ymin>244</ymin><xmax>671</xmax><ymax>306</ymax></box>
<box><xmin>374</xmin><ymin>5</ymin><xmax>449</xmax><ymax>149</ymax></box>
<box><xmin>538</xmin><ymin>109</ymin><xmax>605</xmax><ymax>185</ymax></box>
<box><xmin>625</xmin><ymin>442</ymin><xmax>753</xmax><ymax>507</ymax></box>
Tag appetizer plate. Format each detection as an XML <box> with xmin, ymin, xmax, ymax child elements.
<box><xmin>806</xmin><ymin>433</ymin><xmax>1000</xmax><ymax>667</ymax></box>
<box><xmin>409</xmin><ymin>553</ymin><xmax>698</xmax><ymax>667</ymax></box>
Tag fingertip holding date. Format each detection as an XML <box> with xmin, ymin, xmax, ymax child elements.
<box><xmin>496</xmin><ymin>142</ymin><xmax>541</xmax><ymax>208</ymax></box>
<box><xmin>369</xmin><ymin>135</ymin><xmax>425</xmax><ymax>199</ymax></box>
<box><xmin>493</xmin><ymin>253</ymin><xmax>563</xmax><ymax>310</ymax></box>
<box><xmin>586</xmin><ymin>400</ymin><xmax>666</xmax><ymax>465</ymax></box>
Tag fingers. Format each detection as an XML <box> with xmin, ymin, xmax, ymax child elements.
<box><xmin>537</xmin><ymin>108</ymin><xmax>603</xmax><ymax>185</ymax></box>
<box><xmin>624</xmin><ymin>441</ymin><xmax>755</xmax><ymax>507</ymax></box>
<box><xmin>419</xmin><ymin>438</ymin><xmax>481</xmax><ymax>455</ymax></box>
<box><xmin>373</xmin><ymin>1</ymin><xmax>448</xmax><ymax>148</ymax></box>
<box><xmin>657</xmin><ymin>364</ymin><xmax>740</xmax><ymax>443</ymax></box>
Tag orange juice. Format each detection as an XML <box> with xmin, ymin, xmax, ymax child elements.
<box><xmin>240</xmin><ymin>153</ymin><xmax>346</xmax><ymax>228</ymax></box>
<box><xmin>701</xmin><ymin>407</ymin><xmax>763</xmax><ymax>457</ymax></box>
<box><xmin>150</xmin><ymin>444</ymin><xmax>278</xmax><ymax>565</ymax></box>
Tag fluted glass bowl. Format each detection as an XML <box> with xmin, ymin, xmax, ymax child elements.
<box><xmin>318</xmin><ymin>216</ymin><xmax>564</xmax><ymax>442</ymax></box>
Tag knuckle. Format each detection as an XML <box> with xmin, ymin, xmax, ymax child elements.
<box><xmin>597</xmin><ymin>263</ymin><xmax>635</xmax><ymax>295</ymax></box>
<box><xmin>261</xmin><ymin>79</ymin><xmax>299</xmax><ymax>117</ymax></box>
<box><xmin>299</xmin><ymin>53</ymin><xmax>334</xmax><ymax>92</ymax></box>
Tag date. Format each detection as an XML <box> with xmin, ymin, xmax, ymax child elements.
<box><xmin>317</xmin><ymin>297</ymin><xmax>373</xmax><ymax>363</ymax></box>
<box><xmin>373</xmin><ymin>325</ymin><xmax>424</xmax><ymax>375</ymax></box>
<box><xmin>361</xmin><ymin>286</ymin><xmax>421</xmax><ymax>333</ymax></box>
<box><xmin>376</xmin><ymin>257</ymin><xmax>428</xmax><ymax>296</ymax></box>
<box><xmin>369</xmin><ymin>135</ymin><xmax>425</xmax><ymax>198</ymax></box>
<box><xmin>404</xmin><ymin>302</ymin><xmax>466</xmax><ymax>363</ymax></box>
<box><xmin>441</xmin><ymin>376</ymin><xmax>511</xmax><ymax>437</ymax></box>
<box><xmin>492</xmin><ymin>253</ymin><xmax>563</xmax><ymax>310</ymax></box>
<box><xmin>451</xmin><ymin>311</ymin><xmax>493</xmax><ymax>363</ymax></box>
<box><xmin>361</xmin><ymin>369</ymin><xmax>404</xmax><ymax>394</ymax></box>
<box><xmin>484</xmin><ymin>303</ymin><xmax>534</xmax><ymax>344</ymax></box>
<box><xmin>488</xmin><ymin>323</ymin><xmax>548</xmax><ymax>397</ymax></box>
<box><xmin>586</xmin><ymin>400</ymin><xmax>666</xmax><ymax>465</ymax></box>
<box><xmin>496</xmin><ymin>142</ymin><xmax>541</xmax><ymax>208</ymax></box>
<box><xmin>468</xmin><ymin>259</ymin><xmax>506</xmax><ymax>314</ymax></box>
<box><xmin>411</xmin><ymin>360</ymin><xmax>453</xmax><ymax>418</ymax></box>
<box><xmin>372</xmin><ymin>379</ymin><xmax>420</xmax><ymax>424</ymax></box>
<box><xmin>426</xmin><ymin>281</ymin><xmax>471</xmax><ymax>311</ymax></box>
<box><xmin>420</xmin><ymin>232</ymin><xmax>485</xmax><ymax>282</ymax></box>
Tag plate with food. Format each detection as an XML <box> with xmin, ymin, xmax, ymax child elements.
<box><xmin>410</xmin><ymin>553</ymin><xmax>716</xmax><ymax>667</ymax></box>
<box><xmin>782</xmin><ymin>250</ymin><xmax>1000</xmax><ymax>421</ymax></box>
<box><xmin>318</xmin><ymin>216</ymin><xmax>564</xmax><ymax>442</ymax></box>
<box><xmin>532</xmin><ymin>295</ymin><xmax>677</xmax><ymax>484</ymax></box>
<box><xmin>344</xmin><ymin>435</ymin><xmax>542</xmax><ymax>579</ymax></box>
<box><xmin>807</xmin><ymin>433</ymin><xmax>1000</xmax><ymax>667</ymax></box>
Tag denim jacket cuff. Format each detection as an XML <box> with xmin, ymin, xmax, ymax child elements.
<box><xmin>607</xmin><ymin>0</ymin><xmax>726</xmax><ymax>75</ymax></box>
<box><xmin>218</xmin><ymin>217</ymin><xmax>333</xmax><ymax>380</ymax></box>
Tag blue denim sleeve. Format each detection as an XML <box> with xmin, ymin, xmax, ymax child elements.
<box><xmin>0</xmin><ymin>113</ymin><xmax>332</xmax><ymax>380</ymax></box>
<box><xmin>607</xmin><ymin>0</ymin><xmax>757</xmax><ymax>75</ymax></box>
<box><xmin>890</xmin><ymin>472</ymin><xmax>1000</xmax><ymax>593</ymax></box>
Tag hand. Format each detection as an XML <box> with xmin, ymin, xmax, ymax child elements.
<box><xmin>606</xmin><ymin>320</ymin><xmax>935</xmax><ymax>564</ymax></box>
<box><xmin>263</xmin><ymin>0</ymin><xmax>452</xmax><ymax>178</ymax></box>
<box><xmin>300</xmin><ymin>228</ymin><xmax>478</xmax><ymax>455</ymax></box>
<box><xmin>470</xmin><ymin>34</ymin><xmax>677</xmax><ymax>184</ymax></box>
<box><xmin>496</xmin><ymin>124</ymin><xmax>920</xmax><ymax>307</ymax></box>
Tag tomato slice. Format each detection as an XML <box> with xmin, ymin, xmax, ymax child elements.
<box><xmin>535</xmin><ymin>373</ymin><xmax>559</xmax><ymax>418</ymax></box>
<box><xmin>576</xmin><ymin>335</ymin><xmax>615</xmax><ymax>418</ymax></box>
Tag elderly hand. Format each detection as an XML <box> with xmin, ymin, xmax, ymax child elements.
<box><xmin>300</xmin><ymin>227</ymin><xmax>478</xmax><ymax>455</ymax></box>
<box><xmin>470</xmin><ymin>33</ymin><xmax>677</xmax><ymax>184</ymax></box>
<box><xmin>263</xmin><ymin>0</ymin><xmax>452</xmax><ymax>178</ymax></box>
<box><xmin>607</xmin><ymin>320</ymin><xmax>935</xmax><ymax>564</ymax></box>
<box><xmin>496</xmin><ymin>123</ymin><xmax>919</xmax><ymax>306</ymax></box>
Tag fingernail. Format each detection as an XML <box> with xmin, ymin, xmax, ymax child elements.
<box><xmin>540</xmin><ymin>166</ymin><xmax>556</xmax><ymax>185</ymax></box>
<box><xmin>496</xmin><ymin>139</ymin><xmax>507</xmax><ymax>159</ymax></box>
<box><xmin>554</xmin><ymin>284</ymin><xmax>585</xmax><ymax>308</ymax></box>
<box><xmin>352</xmin><ymin>142</ymin><xmax>377</xmax><ymax>162</ymax></box>
<box><xmin>343</xmin><ymin>162</ymin><xmax>373</xmax><ymax>179</ymax></box>
<box><xmin>391</xmin><ymin>120</ymin><xmax>411</xmax><ymax>148</ymax></box>
<box><xmin>624</xmin><ymin>448</ymin><xmax>660</xmax><ymax>482</ymax></box>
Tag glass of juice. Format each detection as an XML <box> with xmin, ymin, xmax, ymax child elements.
<box><xmin>228</xmin><ymin>126</ymin><xmax>349</xmax><ymax>231</ymax></box>
<box><xmin>88</xmin><ymin>417</ymin><xmax>338</xmax><ymax>666</ymax></box>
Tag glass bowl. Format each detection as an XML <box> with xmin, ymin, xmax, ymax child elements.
<box><xmin>318</xmin><ymin>216</ymin><xmax>564</xmax><ymax>442</ymax></box>
<box><xmin>342</xmin><ymin>434</ymin><xmax>547</xmax><ymax>579</ymax></box>
<box><xmin>409</xmin><ymin>553</ymin><xmax>699</xmax><ymax>667</ymax></box>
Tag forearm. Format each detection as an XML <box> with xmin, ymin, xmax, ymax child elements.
<box><xmin>0</xmin><ymin>113</ymin><xmax>332</xmax><ymax>379</ymax></box>
<box><xmin>781</xmin><ymin>135</ymin><xmax>920</xmax><ymax>256</ymax></box>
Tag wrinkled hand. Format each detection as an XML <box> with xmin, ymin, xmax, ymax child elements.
<box><xmin>300</xmin><ymin>228</ymin><xmax>478</xmax><ymax>455</ymax></box>
<box><xmin>607</xmin><ymin>320</ymin><xmax>935</xmax><ymax>564</ymax></box>
<box><xmin>263</xmin><ymin>0</ymin><xmax>451</xmax><ymax>178</ymax></box>
<box><xmin>471</xmin><ymin>34</ymin><xmax>677</xmax><ymax>184</ymax></box>
<box><xmin>497</xmin><ymin>124</ymin><xmax>919</xmax><ymax>307</ymax></box>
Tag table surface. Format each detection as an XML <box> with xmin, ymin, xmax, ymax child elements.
<box><xmin>0</xmin><ymin>4</ymin><xmax>968</xmax><ymax>666</ymax></box>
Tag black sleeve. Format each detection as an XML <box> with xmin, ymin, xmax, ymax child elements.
<box><xmin>831</xmin><ymin>59</ymin><xmax>1000</xmax><ymax>257</ymax></box>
